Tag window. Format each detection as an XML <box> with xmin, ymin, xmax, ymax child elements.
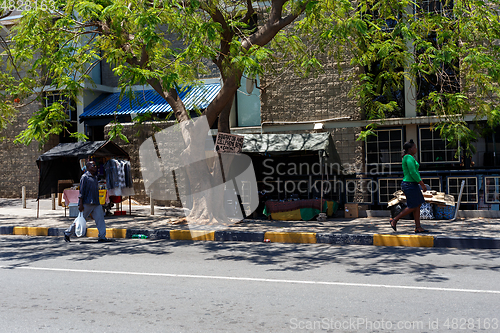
<box><xmin>359</xmin><ymin>3</ymin><xmax>406</xmax><ymax>119</ymax></box>
<box><xmin>345</xmin><ymin>178</ymin><xmax>374</xmax><ymax>204</ymax></box>
<box><xmin>417</xmin><ymin>0</ymin><xmax>453</xmax><ymax>17</ymax></box>
<box><xmin>447</xmin><ymin>177</ymin><xmax>478</xmax><ymax>203</ymax></box>
<box><xmin>366</xmin><ymin>129</ymin><xmax>403</xmax><ymax>165</ymax></box>
<box><xmin>415</xmin><ymin>0</ymin><xmax>459</xmax><ymax>116</ymax></box>
<box><xmin>362</xmin><ymin>8</ymin><xmax>400</xmax><ymax>32</ymax></box>
<box><xmin>421</xmin><ymin>177</ymin><xmax>442</xmax><ymax>191</ymax></box>
<box><xmin>363</xmin><ymin>61</ymin><xmax>405</xmax><ymax>118</ymax></box>
<box><xmin>237</xmin><ymin>76</ymin><xmax>261</xmax><ymax>127</ymax></box>
<box><xmin>419</xmin><ymin>127</ymin><xmax>459</xmax><ymax>163</ymax></box>
<box><xmin>484</xmin><ymin>176</ymin><xmax>500</xmax><ymax>204</ymax></box>
<box><xmin>45</xmin><ymin>92</ymin><xmax>77</xmax><ymax>122</ymax></box>
<box><xmin>484</xmin><ymin>127</ymin><xmax>500</xmax><ymax>166</ymax></box>
<box><xmin>416</xmin><ymin>52</ymin><xmax>459</xmax><ymax>117</ymax></box>
<box><xmin>378</xmin><ymin>177</ymin><xmax>403</xmax><ymax>204</ymax></box>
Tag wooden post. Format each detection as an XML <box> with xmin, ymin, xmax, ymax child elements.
<box><xmin>451</xmin><ymin>180</ymin><xmax>466</xmax><ymax>221</ymax></box>
<box><xmin>319</xmin><ymin>150</ymin><xmax>324</xmax><ymax>213</ymax></box>
<box><xmin>22</xmin><ymin>186</ymin><xmax>26</xmax><ymax>209</ymax></box>
<box><xmin>51</xmin><ymin>193</ymin><xmax>56</xmax><ymax>210</ymax></box>
<box><xmin>150</xmin><ymin>195</ymin><xmax>154</xmax><ymax>216</ymax></box>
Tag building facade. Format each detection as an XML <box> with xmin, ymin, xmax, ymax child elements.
<box><xmin>1</xmin><ymin>7</ymin><xmax>499</xmax><ymax>212</ymax></box>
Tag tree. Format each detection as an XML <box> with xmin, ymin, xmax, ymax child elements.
<box><xmin>346</xmin><ymin>0</ymin><xmax>500</xmax><ymax>156</ymax></box>
<box><xmin>3</xmin><ymin>1</ymin><xmax>500</xmax><ymax>148</ymax></box>
<box><xmin>0</xmin><ymin>0</ymin><xmax>326</xmax><ymax>223</ymax></box>
<box><xmin>2</xmin><ymin>0</ymin><xmax>500</xmax><ymax>221</ymax></box>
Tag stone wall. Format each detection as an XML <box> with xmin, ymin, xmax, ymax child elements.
<box><xmin>0</xmin><ymin>102</ymin><xmax>58</xmax><ymax>198</ymax></box>
<box><xmin>330</xmin><ymin>127</ymin><xmax>364</xmax><ymax>172</ymax></box>
<box><xmin>260</xmin><ymin>58</ymin><xmax>365</xmax><ymax>173</ymax></box>
<box><xmin>260</xmin><ymin>61</ymin><xmax>361</xmax><ymax>123</ymax></box>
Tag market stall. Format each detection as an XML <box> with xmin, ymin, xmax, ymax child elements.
<box><xmin>36</xmin><ymin>140</ymin><xmax>133</xmax><ymax>218</ymax></box>
<box><xmin>242</xmin><ymin>133</ymin><xmax>342</xmax><ymax>221</ymax></box>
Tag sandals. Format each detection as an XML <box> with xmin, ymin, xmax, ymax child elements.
<box><xmin>390</xmin><ymin>219</ymin><xmax>429</xmax><ymax>233</ymax></box>
<box><xmin>390</xmin><ymin>218</ymin><xmax>397</xmax><ymax>232</ymax></box>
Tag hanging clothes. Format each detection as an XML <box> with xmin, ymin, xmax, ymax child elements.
<box><xmin>105</xmin><ymin>159</ymin><xmax>135</xmax><ymax>197</ymax></box>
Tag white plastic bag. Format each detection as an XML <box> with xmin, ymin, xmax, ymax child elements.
<box><xmin>74</xmin><ymin>212</ymin><xmax>86</xmax><ymax>237</ymax></box>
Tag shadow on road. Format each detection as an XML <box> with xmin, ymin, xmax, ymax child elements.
<box><xmin>189</xmin><ymin>241</ymin><xmax>500</xmax><ymax>283</ymax></box>
<box><xmin>0</xmin><ymin>237</ymin><xmax>172</xmax><ymax>268</ymax></box>
<box><xmin>1</xmin><ymin>237</ymin><xmax>500</xmax><ymax>284</ymax></box>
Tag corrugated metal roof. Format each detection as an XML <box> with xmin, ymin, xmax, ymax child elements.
<box><xmin>80</xmin><ymin>83</ymin><xmax>221</xmax><ymax>119</ymax></box>
<box><xmin>0</xmin><ymin>14</ymin><xmax>23</xmax><ymax>22</ymax></box>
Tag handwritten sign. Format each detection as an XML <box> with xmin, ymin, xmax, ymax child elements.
<box><xmin>215</xmin><ymin>133</ymin><xmax>244</xmax><ymax>153</ymax></box>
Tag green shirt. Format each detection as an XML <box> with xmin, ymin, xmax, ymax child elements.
<box><xmin>402</xmin><ymin>154</ymin><xmax>422</xmax><ymax>183</ymax></box>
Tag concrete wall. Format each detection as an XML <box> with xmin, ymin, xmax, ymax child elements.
<box><xmin>100</xmin><ymin>60</ymin><xmax>120</xmax><ymax>87</ymax></box>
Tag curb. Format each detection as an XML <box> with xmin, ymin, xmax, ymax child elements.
<box><xmin>1</xmin><ymin>226</ymin><xmax>500</xmax><ymax>250</ymax></box>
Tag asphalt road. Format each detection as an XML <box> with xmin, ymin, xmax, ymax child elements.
<box><xmin>1</xmin><ymin>236</ymin><xmax>500</xmax><ymax>332</ymax></box>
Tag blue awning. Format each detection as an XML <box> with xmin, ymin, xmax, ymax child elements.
<box><xmin>80</xmin><ymin>83</ymin><xmax>221</xmax><ymax>119</ymax></box>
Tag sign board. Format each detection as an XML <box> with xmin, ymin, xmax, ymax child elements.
<box><xmin>215</xmin><ymin>133</ymin><xmax>244</xmax><ymax>153</ymax></box>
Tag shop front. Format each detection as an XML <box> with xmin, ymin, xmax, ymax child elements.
<box><xmin>241</xmin><ymin>133</ymin><xmax>342</xmax><ymax>220</ymax></box>
<box><xmin>36</xmin><ymin>140</ymin><xmax>134</xmax><ymax>217</ymax></box>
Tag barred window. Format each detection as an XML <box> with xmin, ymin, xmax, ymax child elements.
<box><xmin>419</xmin><ymin>127</ymin><xmax>459</xmax><ymax>163</ymax></box>
<box><xmin>484</xmin><ymin>176</ymin><xmax>500</xmax><ymax>204</ymax></box>
<box><xmin>366</xmin><ymin>129</ymin><xmax>403</xmax><ymax>166</ymax></box>
<box><xmin>44</xmin><ymin>92</ymin><xmax>77</xmax><ymax>122</ymax></box>
<box><xmin>447</xmin><ymin>177</ymin><xmax>478</xmax><ymax>203</ymax></box>
<box><xmin>378</xmin><ymin>178</ymin><xmax>403</xmax><ymax>204</ymax></box>
<box><xmin>421</xmin><ymin>177</ymin><xmax>441</xmax><ymax>191</ymax></box>
<box><xmin>417</xmin><ymin>0</ymin><xmax>453</xmax><ymax>16</ymax></box>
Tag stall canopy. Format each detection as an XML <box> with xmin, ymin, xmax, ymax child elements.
<box><xmin>36</xmin><ymin>141</ymin><xmax>129</xmax><ymax>197</ymax></box>
<box><xmin>241</xmin><ymin>133</ymin><xmax>342</xmax><ymax>170</ymax></box>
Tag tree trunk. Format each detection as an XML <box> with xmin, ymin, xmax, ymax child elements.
<box><xmin>204</xmin><ymin>73</ymin><xmax>241</xmax><ymax>128</ymax></box>
<box><xmin>176</xmin><ymin>116</ymin><xmax>235</xmax><ymax>227</ymax></box>
<box><xmin>218</xmin><ymin>95</ymin><xmax>234</xmax><ymax>133</ymax></box>
<box><xmin>147</xmin><ymin>77</ymin><xmax>240</xmax><ymax>227</ymax></box>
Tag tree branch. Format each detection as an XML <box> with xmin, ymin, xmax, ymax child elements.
<box><xmin>243</xmin><ymin>0</ymin><xmax>311</xmax><ymax>49</ymax></box>
<box><xmin>0</xmin><ymin>35</ymin><xmax>23</xmax><ymax>80</ymax></box>
<box><xmin>139</xmin><ymin>44</ymin><xmax>149</xmax><ymax>68</ymax></box>
<box><xmin>82</xmin><ymin>59</ymin><xmax>102</xmax><ymax>77</ymax></box>
<box><xmin>200</xmin><ymin>1</ymin><xmax>233</xmax><ymax>70</ymax></box>
<box><xmin>240</xmin><ymin>0</ymin><xmax>255</xmax><ymax>25</ymax></box>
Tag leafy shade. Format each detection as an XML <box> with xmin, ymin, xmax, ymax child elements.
<box><xmin>1</xmin><ymin>0</ymin><xmax>500</xmax><ymax>157</ymax></box>
<box><xmin>1</xmin><ymin>0</ymin><xmax>321</xmax><ymax>145</ymax></box>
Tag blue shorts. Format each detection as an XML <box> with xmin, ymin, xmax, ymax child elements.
<box><xmin>401</xmin><ymin>181</ymin><xmax>425</xmax><ymax>208</ymax></box>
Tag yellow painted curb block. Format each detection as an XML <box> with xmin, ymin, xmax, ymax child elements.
<box><xmin>270</xmin><ymin>209</ymin><xmax>302</xmax><ymax>221</ymax></box>
<box><xmin>373</xmin><ymin>234</ymin><xmax>434</xmax><ymax>247</ymax></box>
<box><xmin>264</xmin><ymin>232</ymin><xmax>317</xmax><ymax>244</ymax></box>
<box><xmin>13</xmin><ymin>227</ymin><xmax>48</xmax><ymax>236</ymax></box>
<box><xmin>170</xmin><ymin>230</ymin><xmax>215</xmax><ymax>241</ymax></box>
<box><xmin>86</xmin><ymin>228</ymin><xmax>127</xmax><ymax>238</ymax></box>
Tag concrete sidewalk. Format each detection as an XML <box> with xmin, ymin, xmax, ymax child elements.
<box><xmin>1</xmin><ymin>198</ymin><xmax>500</xmax><ymax>249</ymax></box>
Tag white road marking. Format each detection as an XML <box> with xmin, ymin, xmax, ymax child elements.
<box><xmin>2</xmin><ymin>265</ymin><xmax>500</xmax><ymax>294</ymax></box>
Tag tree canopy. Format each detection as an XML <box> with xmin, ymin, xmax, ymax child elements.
<box><xmin>0</xmin><ymin>0</ymin><xmax>323</xmax><ymax>145</ymax></box>
<box><xmin>1</xmin><ymin>0</ymin><xmax>500</xmax><ymax>156</ymax></box>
